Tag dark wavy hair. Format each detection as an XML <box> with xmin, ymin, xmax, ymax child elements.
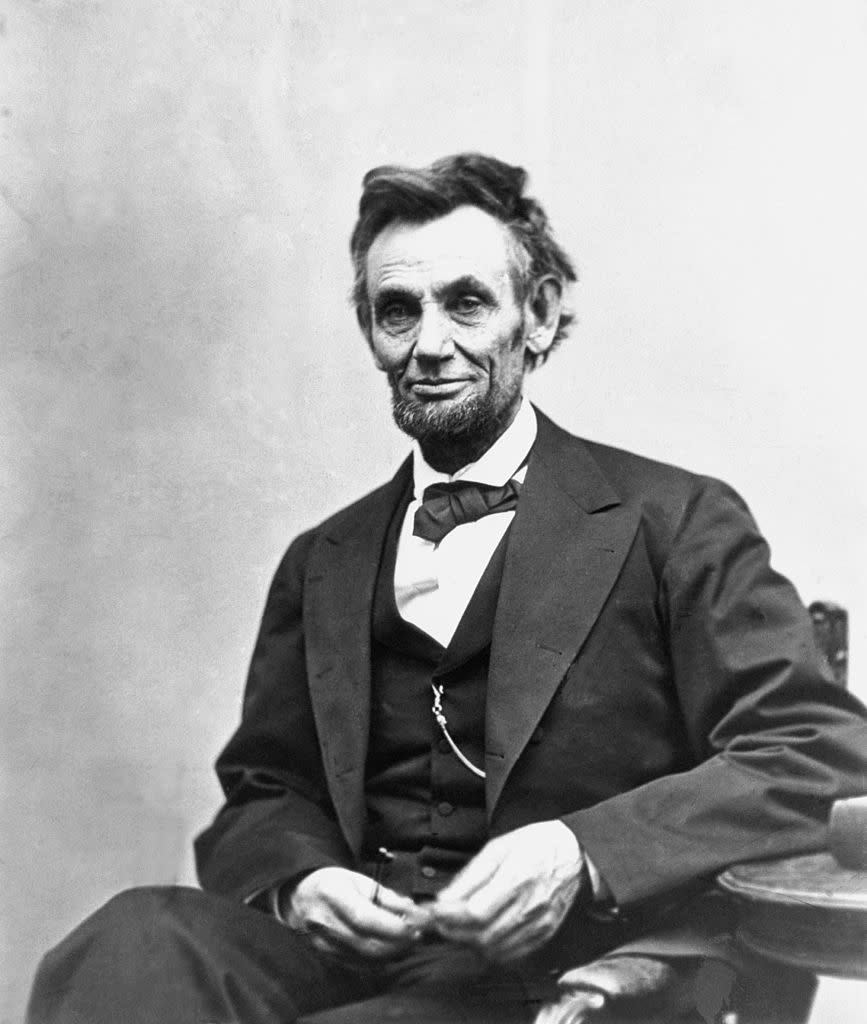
<box><xmin>350</xmin><ymin>153</ymin><xmax>577</xmax><ymax>366</ymax></box>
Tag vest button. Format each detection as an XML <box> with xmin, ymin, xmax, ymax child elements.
<box><xmin>420</xmin><ymin>866</ymin><xmax>437</xmax><ymax>879</ymax></box>
<box><xmin>437</xmin><ymin>801</ymin><xmax>454</xmax><ymax>817</ymax></box>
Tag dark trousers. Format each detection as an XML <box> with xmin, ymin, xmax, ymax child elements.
<box><xmin>26</xmin><ymin>886</ymin><xmax>557</xmax><ymax>1024</ymax></box>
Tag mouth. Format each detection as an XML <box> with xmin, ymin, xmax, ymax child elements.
<box><xmin>405</xmin><ymin>378</ymin><xmax>471</xmax><ymax>399</ymax></box>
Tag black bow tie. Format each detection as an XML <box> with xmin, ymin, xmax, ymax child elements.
<box><xmin>412</xmin><ymin>478</ymin><xmax>523</xmax><ymax>545</ymax></box>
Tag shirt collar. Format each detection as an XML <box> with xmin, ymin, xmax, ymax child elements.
<box><xmin>412</xmin><ymin>400</ymin><xmax>537</xmax><ymax>499</ymax></box>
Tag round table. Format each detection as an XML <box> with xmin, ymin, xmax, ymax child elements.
<box><xmin>718</xmin><ymin>852</ymin><xmax>867</xmax><ymax>978</ymax></box>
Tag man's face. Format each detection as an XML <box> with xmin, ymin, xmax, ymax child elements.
<box><xmin>365</xmin><ymin>206</ymin><xmax>532</xmax><ymax>447</ymax></box>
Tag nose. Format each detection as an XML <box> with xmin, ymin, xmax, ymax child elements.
<box><xmin>413</xmin><ymin>305</ymin><xmax>455</xmax><ymax>361</ymax></box>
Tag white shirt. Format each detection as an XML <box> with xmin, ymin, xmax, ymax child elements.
<box><xmin>394</xmin><ymin>401</ymin><xmax>536</xmax><ymax>646</ymax></box>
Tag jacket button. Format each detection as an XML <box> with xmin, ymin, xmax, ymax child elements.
<box><xmin>420</xmin><ymin>866</ymin><xmax>437</xmax><ymax>879</ymax></box>
<box><xmin>437</xmin><ymin>801</ymin><xmax>454</xmax><ymax>817</ymax></box>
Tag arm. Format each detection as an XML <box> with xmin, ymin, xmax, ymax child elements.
<box><xmin>194</xmin><ymin>532</ymin><xmax>352</xmax><ymax>901</ymax></box>
<box><xmin>566</xmin><ymin>476</ymin><xmax>867</xmax><ymax>906</ymax></box>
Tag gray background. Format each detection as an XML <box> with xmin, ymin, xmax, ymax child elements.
<box><xmin>2</xmin><ymin>2</ymin><xmax>866</xmax><ymax>1020</ymax></box>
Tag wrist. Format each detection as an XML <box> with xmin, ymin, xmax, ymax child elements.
<box><xmin>271</xmin><ymin>870</ymin><xmax>320</xmax><ymax>927</ymax></box>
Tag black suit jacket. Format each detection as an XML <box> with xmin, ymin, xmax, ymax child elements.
<box><xmin>196</xmin><ymin>410</ymin><xmax>867</xmax><ymax>934</ymax></box>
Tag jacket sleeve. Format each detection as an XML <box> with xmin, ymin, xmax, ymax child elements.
<box><xmin>564</xmin><ymin>476</ymin><xmax>867</xmax><ymax>907</ymax></box>
<box><xmin>194</xmin><ymin>531</ymin><xmax>353</xmax><ymax>901</ymax></box>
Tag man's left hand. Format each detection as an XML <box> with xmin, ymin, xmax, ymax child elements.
<box><xmin>429</xmin><ymin>820</ymin><xmax>587</xmax><ymax>962</ymax></box>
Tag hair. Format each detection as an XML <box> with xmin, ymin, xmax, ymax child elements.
<box><xmin>349</xmin><ymin>153</ymin><xmax>577</xmax><ymax>367</ymax></box>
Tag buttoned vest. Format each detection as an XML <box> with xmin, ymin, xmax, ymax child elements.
<box><xmin>364</xmin><ymin>491</ymin><xmax>510</xmax><ymax>899</ymax></box>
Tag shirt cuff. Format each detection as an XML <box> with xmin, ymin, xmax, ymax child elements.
<box><xmin>268</xmin><ymin>883</ymin><xmax>288</xmax><ymax>924</ymax></box>
<box><xmin>585</xmin><ymin>854</ymin><xmax>612</xmax><ymax>903</ymax></box>
<box><xmin>246</xmin><ymin>870</ymin><xmax>320</xmax><ymax>926</ymax></box>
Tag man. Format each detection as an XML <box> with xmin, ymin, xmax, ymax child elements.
<box><xmin>28</xmin><ymin>154</ymin><xmax>867</xmax><ymax>1024</ymax></box>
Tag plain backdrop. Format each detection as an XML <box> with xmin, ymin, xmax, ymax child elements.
<box><xmin>2</xmin><ymin>2</ymin><xmax>866</xmax><ymax>1020</ymax></box>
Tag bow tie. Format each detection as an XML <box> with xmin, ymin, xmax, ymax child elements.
<box><xmin>412</xmin><ymin>478</ymin><xmax>523</xmax><ymax>544</ymax></box>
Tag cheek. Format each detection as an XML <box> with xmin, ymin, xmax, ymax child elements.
<box><xmin>455</xmin><ymin>322</ymin><xmax>513</xmax><ymax>360</ymax></box>
<box><xmin>488</xmin><ymin>331</ymin><xmax>527</xmax><ymax>376</ymax></box>
<box><xmin>371</xmin><ymin>331</ymin><xmax>414</xmax><ymax>369</ymax></box>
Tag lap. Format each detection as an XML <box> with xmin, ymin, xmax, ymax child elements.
<box><xmin>29</xmin><ymin>886</ymin><xmax>549</xmax><ymax>1024</ymax></box>
<box><xmin>28</xmin><ymin>885</ymin><xmax>375</xmax><ymax>1024</ymax></box>
<box><xmin>33</xmin><ymin>886</ymin><xmax>809</xmax><ymax>1024</ymax></box>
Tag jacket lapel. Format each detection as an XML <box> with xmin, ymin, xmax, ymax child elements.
<box><xmin>303</xmin><ymin>459</ymin><xmax>412</xmax><ymax>856</ymax></box>
<box><xmin>485</xmin><ymin>411</ymin><xmax>641</xmax><ymax>815</ymax></box>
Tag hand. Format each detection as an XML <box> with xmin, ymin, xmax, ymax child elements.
<box><xmin>284</xmin><ymin>866</ymin><xmax>429</xmax><ymax>961</ymax></box>
<box><xmin>429</xmin><ymin>821</ymin><xmax>587</xmax><ymax>962</ymax></box>
<box><xmin>535</xmin><ymin>954</ymin><xmax>714</xmax><ymax>1024</ymax></box>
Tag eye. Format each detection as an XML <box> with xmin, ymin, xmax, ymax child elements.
<box><xmin>377</xmin><ymin>299</ymin><xmax>418</xmax><ymax>332</ymax></box>
<box><xmin>450</xmin><ymin>293</ymin><xmax>486</xmax><ymax>320</ymax></box>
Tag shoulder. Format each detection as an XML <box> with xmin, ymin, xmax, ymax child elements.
<box><xmin>537</xmin><ymin>407</ymin><xmax>732</xmax><ymax>506</ymax></box>
<box><xmin>579</xmin><ymin>435</ymin><xmax>742</xmax><ymax>515</ymax></box>
<box><xmin>579</xmin><ymin>435</ymin><xmax>705</xmax><ymax>498</ymax></box>
<box><xmin>534</xmin><ymin>409</ymin><xmax>753</xmax><ymax>559</ymax></box>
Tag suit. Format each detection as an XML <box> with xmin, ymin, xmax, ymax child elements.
<box><xmin>195</xmin><ymin>408</ymin><xmax>867</xmax><ymax>960</ymax></box>
<box><xmin>31</xmin><ymin>409</ymin><xmax>867</xmax><ymax>1024</ymax></box>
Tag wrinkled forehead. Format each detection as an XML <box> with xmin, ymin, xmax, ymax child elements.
<box><xmin>365</xmin><ymin>205</ymin><xmax>522</xmax><ymax>296</ymax></box>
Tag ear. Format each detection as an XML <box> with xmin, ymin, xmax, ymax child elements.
<box><xmin>524</xmin><ymin>276</ymin><xmax>562</xmax><ymax>359</ymax></box>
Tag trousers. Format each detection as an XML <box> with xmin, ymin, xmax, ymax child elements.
<box><xmin>26</xmin><ymin>886</ymin><xmax>558</xmax><ymax>1024</ymax></box>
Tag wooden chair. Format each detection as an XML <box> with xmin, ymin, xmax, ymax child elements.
<box><xmin>718</xmin><ymin>602</ymin><xmax>867</xmax><ymax>1020</ymax></box>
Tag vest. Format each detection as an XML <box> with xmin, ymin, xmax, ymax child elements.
<box><xmin>363</xmin><ymin>492</ymin><xmax>510</xmax><ymax>900</ymax></box>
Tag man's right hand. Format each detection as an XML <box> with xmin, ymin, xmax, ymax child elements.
<box><xmin>282</xmin><ymin>867</ymin><xmax>428</xmax><ymax>961</ymax></box>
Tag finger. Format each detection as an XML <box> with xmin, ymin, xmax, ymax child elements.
<box><xmin>475</xmin><ymin>908</ymin><xmax>556</xmax><ymax>963</ymax></box>
<box><xmin>306</xmin><ymin>915</ymin><xmax>412</xmax><ymax>961</ymax></box>
<box><xmin>333</xmin><ymin>896</ymin><xmax>419</xmax><ymax>944</ymax></box>
<box><xmin>367</xmin><ymin>883</ymin><xmax>420</xmax><ymax>920</ymax></box>
<box><xmin>435</xmin><ymin>845</ymin><xmax>504</xmax><ymax>903</ymax></box>
<box><xmin>432</xmin><ymin>869</ymin><xmax>525</xmax><ymax>934</ymax></box>
<box><xmin>370</xmin><ymin>888</ymin><xmax>431</xmax><ymax>937</ymax></box>
<box><xmin>432</xmin><ymin>893</ymin><xmax>516</xmax><ymax>933</ymax></box>
<box><xmin>315</xmin><ymin>883</ymin><xmax>418</xmax><ymax>946</ymax></box>
<box><xmin>435</xmin><ymin>887</ymin><xmax>546</xmax><ymax>947</ymax></box>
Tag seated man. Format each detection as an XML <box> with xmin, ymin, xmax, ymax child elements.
<box><xmin>27</xmin><ymin>154</ymin><xmax>867</xmax><ymax>1024</ymax></box>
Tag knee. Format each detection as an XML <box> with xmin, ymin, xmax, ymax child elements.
<box><xmin>28</xmin><ymin>887</ymin><xmax>198</xmax><ymax>1023</ymax></box>
<box><xmin>86</xmin><ymin>885</ymin><xmax>190</xmax><ymax>934</ymax></box>
<box><xmin>29</xmin><ymin>884</ymin><xmax>245</xmax><ymax>1019</ymax></box>
<box><xmin>98</xmin><ymin>884</ymin><xmax>190</xmax><ymax>925</ymax></box>
<box><xmin>41</xmin><ymin>886</ymin><xmax>201</xmax><ymax>971</ymax></box>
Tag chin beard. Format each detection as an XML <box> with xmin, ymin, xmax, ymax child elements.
<box><xmin>388</xmin><ymin>380</ymin><xmax>520</xmax><ymax>462</ymax></box>
<box><xmin>387</xmin><ymin>322</ymin><xmax>528</xmax><ymax>464</ymax></box>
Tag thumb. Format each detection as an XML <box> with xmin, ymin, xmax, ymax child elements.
<box><xmin>436</xmin><ymin>845</ymin><xmax>503</xmax><ymax>903</ymax></box>
<box><xmin>369</xmin><ymin>883</ymin><xmax>419</xmax><ymax>918</ymax></box>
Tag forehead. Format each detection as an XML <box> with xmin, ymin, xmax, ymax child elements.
<box><xmin>366</xmin><ymin>206</ymin><xmax>517</xmax><ymax>294</ymax></box>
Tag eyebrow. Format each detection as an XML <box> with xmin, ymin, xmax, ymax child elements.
<box><xmin>433</xmin><ymin>275</ymin><xmax>497</xmax><ymax>304</ymax></box>
<box><xmin>371</xmin><ymin>275</ymin><xmax>498</xmax><ymax>312</ymax></box>
<box><xmin>373</xmin><ymin>286</ymin><xmax>422</xmax><ymax>306</ymax></box>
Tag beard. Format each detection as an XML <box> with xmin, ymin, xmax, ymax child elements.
<box><xmin>385</xmin><ymin>321</ymin><xmax>529</xmax><ymax>467</ymax></box>
<box><xmin>387</xmin><ymin>369</ymin><xmax>523</xmax><ymax>456</ymax></box>
<box><xmin>391</xmin><ymin>387</ymin><xmax>492</xmax><ymax>443</ymax></box>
